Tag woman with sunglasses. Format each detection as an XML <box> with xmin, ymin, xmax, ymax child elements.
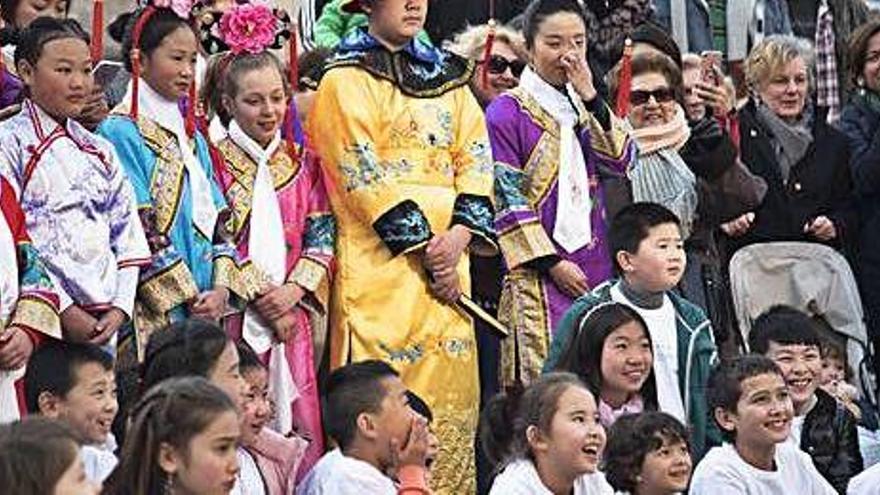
<box><xmin>447</xmin><ymin>23</ymin><xmax>526</xmax><ymax>108</ymax></box>
<box><xmin>486</xmin><ymin>0</ymin><xmax>635</xmax><ymax>389</ymax></box>
<box><xmin>730</xmin><ymin>35</ymin><xmax>856</xmax><ymax>253</ymax></box>
<box><xmin>612</xmin><ymin>51</ymin><xmax>700</xmax><ymax>244</ymax></box>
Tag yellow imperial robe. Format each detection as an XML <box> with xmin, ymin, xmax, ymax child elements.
<box><xmin>308</xmin><ymin>29</ymin><xmax>497</xmax><ymax>494</ymax></box>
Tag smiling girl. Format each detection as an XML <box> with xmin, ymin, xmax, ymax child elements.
<box><xmin>482</xmin><ymin>372</ymin><xmax>613</xmax><ymax>495</ymax></box>
<box><xmin>203</xmin><ymin>3</ymin><xmax>335</xmax><ymax>478</ymax></box>
<box><xmin>0</xmin><ymin>17</ymin><xmax>149</xmax><ymax>355</ymax></box>
<box><xmin>553</xmin><ymin>302</ymin><xmax>657</xmax><ymax>429</ymax></box>
<box><xmin>98</xmin><ymin>2</ymin><xmax>248</xmax><ymax>363</ymax></box>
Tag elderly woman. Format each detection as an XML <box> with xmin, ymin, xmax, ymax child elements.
<box><xmin>613</xmin><ymin>52</ymin><xmax>700</xmax><ymax>240</ymax></box>
<box><xmin>447</xmin><ymin>23</ymin><xmax>526</xmax><ymax>108</ymax></box>
<box><xmin>729</xmin><ymin>35</ymin><xmax>855</xmax><ymax>251</ymax></box>
<box><xmin>839</xmin><ymin>19</ymin><xmax>880</xmax><ymax>375</ymax></box>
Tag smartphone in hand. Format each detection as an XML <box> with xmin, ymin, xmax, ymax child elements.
<box><xmin>700</xmin><ymin>50</ymin><xmax>722</xmax><ymax>87</ymax></box>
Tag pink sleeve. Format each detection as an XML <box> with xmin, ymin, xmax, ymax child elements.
<box><xmin>397</xmin><ymin>465</ymin><xmax>430</xmax><ymax>495</ymax></box>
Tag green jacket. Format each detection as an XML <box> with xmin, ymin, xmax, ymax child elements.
<box><xmin>544</xmin><ymin>279</ymin><xmax>720</xmax><ymax>459</ymax></box>
<box><xmin>314</xmin><ymin>0</ymin><xmax>433</xmax><ymax>49</ymax></box>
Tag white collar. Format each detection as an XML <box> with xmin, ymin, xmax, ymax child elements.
<box><xmin>125</xmin><ymin>78</ymin><xmax>185</xmax><ymax>136</ymax></box>
<box><xmin>228</xmin><ymin>120</ymin><xmax>281</xmax><ymax>167</ymax></box>
<box><xmin>517</xmin><ymin>65</ymin><xmax>584</xmax><ymax>125</ymax></box>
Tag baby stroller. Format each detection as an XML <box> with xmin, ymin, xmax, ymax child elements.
<box><xmin>728</xmin><ymin>241</ymin><xmax>878</xmax><ymax>408</ymax></box>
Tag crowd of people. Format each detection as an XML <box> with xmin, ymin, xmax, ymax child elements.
<box><xmin>3</xmin><ymin>0</ymin><xmax>880</xmax><ymax>493</ymax></box>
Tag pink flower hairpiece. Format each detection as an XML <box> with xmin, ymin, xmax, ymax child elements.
<box><xmin>219</xmin><ymin>3</ymin><xmax>279</xmax><ymax>54</ymax></box>
<box><xmin>152</xmin><ymin>0</ymin><xmax>194</xmax><ymax>19</ymax></box>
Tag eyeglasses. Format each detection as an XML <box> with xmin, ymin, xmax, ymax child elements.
<box><xmin>630</xmin><ymin>88</ymin><xmax>676</xmax><ymax>105</ymax></box>
<box><xmin>479</xmin><ymin>55</ymin><xmax>526</xmax><ymax>77</ymax></box>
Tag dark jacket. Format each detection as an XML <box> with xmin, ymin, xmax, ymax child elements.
<box><xmin>679</xmin><ymin>116</ymin><xmax>767</xmax><ymax>346</ymax></box>
<box><xmin>800</xmin><ymin>388</ymin><xmax>863</xmax><ymax>493</ymax></box>
<box><xmin>735</xmin><ymin>100</ymin><xmax>857</xmax><ymax>252</ymax></box>
<box><xmin>839</xmin><ymin>98</ymin><xmax>880</xmax><ymax>367</ymax></box>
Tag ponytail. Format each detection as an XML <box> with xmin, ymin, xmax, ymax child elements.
<box><xmin>480</xmin><ymin>373</ymin><xmax>587</xmax><ymax>469</ymax></box>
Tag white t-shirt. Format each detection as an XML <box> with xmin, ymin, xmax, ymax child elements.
<box><xmin>848</xmin><ymin>461</ymin><xmax>880</xmax><ymax>494</ymax></box>
<box><xmin>81</xmin><ymin>434</ymin><xmax>117</xmax><ymax>483</ymax></box>
<box><xmin>690</xmin><ymin>442</ymin><xmax>837</xmax><ymax>495</ymax></box>
<box><xmin>789</xmin><ymin>414</ymin><xmax>807</xmax><ymax>447</ymax></box>
<box><xmin>231</xmin><ymin>448</ymin><xmax>267</xmax><ymax>495</ymax></box>
<box><xmin>610</xmin><ymin>284</ymin><xmax>686</xmax><ymax>422</ymax></box>
<box><xmin>489</xmin><ymin>458</ymin><xmax>614</xmax><ymax>495</ymax></box>
<box><xmin>296</xmin><ymin>449</ymin><xmax>397</xmax><ymax>495</ymax></box>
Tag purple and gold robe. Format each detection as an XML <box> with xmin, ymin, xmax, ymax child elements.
<box><xmin>487</xmin><ymin>88</ymin><xmax>634</xmax><ymax>387</ymax></box>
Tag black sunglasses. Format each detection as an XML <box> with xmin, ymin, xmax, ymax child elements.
<box><xmin>480</xmin><ymin>55</ymin><xmax>526</xmax><ymax>77</ymax></box>
<box><xmin>630</xmin><ymin>88</ymin><xmax>676</xmax><ymax>105</ymax></box>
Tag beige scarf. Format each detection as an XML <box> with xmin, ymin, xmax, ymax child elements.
<box><xmin>629</xmin><ymin>105</ymin><xmax>691</xmax><ymax>154</ymax></box>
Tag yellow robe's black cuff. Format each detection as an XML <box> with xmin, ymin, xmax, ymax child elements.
<box><xmin>373</xmin><ymin>200</ymin><xmax>433</xmax><ymax>256</ymax></box>
<box><xmin>451</xmin><ymin>193</ymin><xmax>498</xmax><ymax>254</ymax></box>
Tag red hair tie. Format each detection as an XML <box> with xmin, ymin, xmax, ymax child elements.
<box><xmin>91</xmin><ymin>0</ymin><xmax>104</xmax><ymax>62</ymax></box>
<box><xmin>128</xmin><ymin>5</ymin><xmax>158</xmax><ymax>122</ymax></box>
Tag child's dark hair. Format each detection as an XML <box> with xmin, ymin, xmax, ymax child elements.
<box><xmin>14</xmin><ymin>16</ymin><xmax>89</xmax><ymax>70</ymax></box>
<box><xmin>555</xmin><ymin>302</ymin><xmax>658</xmax><ymax>409</ymax></box>
<box><xmin>603</xmin><ymin>412</ymin><xmax>690</xmax><ymax>492</ymax></box>
<box><xmin>522</xmin><ymin>0</ymin><xmax>588</xmax><ymax>50</ymax></box>
<box><xmin>748</xmin><ymin>305</ymin><xmax>822</xmax><ymax>355</ymax></box>
<box><xmin>142</xmin><ymin>318</ymin><xmax>231</xmax><ymax>390</ymax></box>
<box><xmin>24</xmin><ymin>339</ymin><xmax>113</xmax><ymax>414</ymax></box>
<box><xmin>120</xmin><ymin>7</ymin><xmax>193</xmax><ymax>72</ymax></box>
<box><xmin>480</xmin><ymin>372</ymin><xmax>588</xmax><ymax>467</ymax></box>
<box><xmin>608</xmin><ymin>202</ymin><xmax>681</xmax><ymax>274</ymax></box>
<box><xmin>322</xmin><ymin>359</ymin><xmax>400</xmax><ymax>450</ymax></box>
<box><xmin>297</xmin><ymin>47</ymin><xmax>333</xmax><ymax>91</ymax></box>
<box><xmin>0</xmin><ymin>416</ymin><xmax>82</xmax><ymax>494</ymax></box>
<box><xmin>202</xmin><ymin>51</ymin><xmax>289</xmax><ymax>127</ymax></box>
<box><xmin>407</xmin><ymin>390</ymin><xmax>433</xmax><ymax>424</ymax></box>
<box><xmin>103</xmin><ymin>376</ymin><xmax>237</xmax><ymax>495</ymax></box>
<box><xmin>707</xmin><ymin>355</ymin><xmax>782</xmax><ymax>442</ymax></box>
<box><xmin>237</xmin><ymin>341</ymin><xmax>264</xmax><ymax>373</ymax></box>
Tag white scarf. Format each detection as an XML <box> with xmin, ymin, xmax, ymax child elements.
<box><xmin>0</xmin><ymin>185</ymin><xmax>21</xmax><ymax>424</ymax></box>
<box><xmin>123</xmin><ymin>79</ymin><xmax>218</xmax><ymax>237</ymax></box>
<box><xmin>228</xmin><ymin>121</ymin><xmax>297</xmax><ymax>435</ymax></box>
<box><xmin>518</xmin><ymin>66</ymin><xmax>592</xmax><ymax>253</ymax></box>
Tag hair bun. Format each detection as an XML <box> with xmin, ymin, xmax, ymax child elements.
<box><xmin>0</xmin><ymin>26</ymin><xmax>20</xmax><ymax>47</ymax></box>
<box><xmin>108</xmin><ymin>12</ymin><xmax>134</xmax><ymax>44</ymax></box>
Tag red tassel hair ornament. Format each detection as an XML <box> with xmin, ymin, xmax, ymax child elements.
<box><xmin>91</xmin><ymin>0</ymin><xmax>104</xmax><ymax>62</ymax></box>
<box><xmin>128</xmin><ymin>5</ymin><xmax>158</xmax><ymax>122</ymax></box>
<box><xmin>284</xmin><ymin>25</ymin><xmax>299</xmax><ymax>160</ymax></box>
<box><xmin>480</xmin><ymin>0</ymin><xmax>497</xmax><ymax>90</ymax></box>
<box><xmin>615</xmin><ymin>38</ymin><xmax>633</xmax><ymax>118</ymax></box>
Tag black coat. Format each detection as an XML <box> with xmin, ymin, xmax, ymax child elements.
<box><xmin>800</xmin><ymin>389</ymin><xmax>863</xmax><ymax>493</ymax></box>
<box><xmin>838</xmin><ymin>98</ymin><xmax>880</xmax><ymax>353</ymax></box>
<box><xmin>735</xmin><ymin>101</ymin><xmax>857</xmax><ymax>252</ymax></box>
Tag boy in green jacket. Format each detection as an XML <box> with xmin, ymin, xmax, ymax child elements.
<box><xmin>545</xmin><ymin>202</ymin><xmax>719</xmax><ymax>458</ymax></box>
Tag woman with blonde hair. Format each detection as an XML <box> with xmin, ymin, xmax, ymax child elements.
<box><xmin>727</xmin><ymin>35</ymin><xmax>855</xmax><ymax>253</ymax></box>
<box><xmin>447</xmin><ymin>23</ymin><xmax>526</xmax><ymax>107</ymax></box>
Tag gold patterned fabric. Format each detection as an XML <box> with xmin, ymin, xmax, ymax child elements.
<box><xmin>309</xmin><ymin>49</ymin><xmax>494</xmax><ymax>494</ymax></box>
